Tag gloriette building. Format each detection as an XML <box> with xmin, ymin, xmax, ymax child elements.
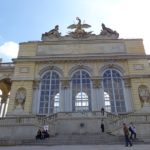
<box><xmin>0</xmin><ymin>18</ymin><xmax>150</xmax><ymax>144</ymax></box>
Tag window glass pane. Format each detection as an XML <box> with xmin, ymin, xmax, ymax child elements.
<box><xmin>72</xmin><ymin>70</ymin><xmax>91</xmax><ymax>112</ymax></box>
<box><xmin>103</xmin><ymin>69</ymin><xmax>126</xmax><ymax>113</ymax></box>
<box><xmin>39</xmin><ymin>71</ymin><xmax>60</xmax><ymax>115</ymax></box>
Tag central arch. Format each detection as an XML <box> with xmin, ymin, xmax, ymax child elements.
<box><xmin>71</xmin><ymin>69</ymin><xmax>92</xmax><ymax>112</ymax></box>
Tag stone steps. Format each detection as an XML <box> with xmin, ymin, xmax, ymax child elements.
<box><xmin>21</xmin><ymin>133</ymin><xmax>129</xmax><ymax>145</ymax></box>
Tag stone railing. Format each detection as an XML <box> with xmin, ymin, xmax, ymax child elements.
<box><xmin>46</xmin><ymin>111</ymin><xmax>107</xmax><ymax>119</ymax></box>
<box><xmin>0</xmin><ymin>63</ymin><xmax>15</xmax><ymax>67</ymax></box>
<box><xmin>0</xmin><ymin>116</ymin><xmax>46</xmax><ymax>127</ymax></box>
<box><xmin>0</xmin><ymin>111</ymin><xmax>107</xmax><ymax>125</ymax></box>
<box><xmin>106</xmin><ymin>113</ymin><xmax>131</xmax><ymax>132</ymax></box>
<box><xmin>106</xmin><ymin>112</ymin><xmax>150</xmax><ymax>133</ymax></box>
<box><xmin>2</xmin><ymin>112</ymin><xmax>150</xmax><ymax>135</ymax></box>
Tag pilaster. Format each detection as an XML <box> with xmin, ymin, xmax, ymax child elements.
<box><xmin>91</xmin><ymin>77</ymin><xmax>104</xmax><ymax>111</ymax></box>
<box><xmin>60</xmin><ymin>78</ymin><xmax>71</xmax><ymax>112</ymax></box>
<box><xmin>32</xmin><ymin>79</ymin><xmax>40</xmax><ymax>114</ymax></box>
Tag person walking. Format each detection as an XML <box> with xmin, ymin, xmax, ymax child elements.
<box><xmin>101</xmin><ymin>107</ymin><xmax>105</xmax><ymax>116</ymax></box>
<box><xmin>129</xmin><ymin>122</ymin><xmax>136</xmax><ymax>139</ymax></box>
<box><xmin>123</xmin><ymin>123</ymin><xmax>132</xmax><ymax>147</ymax></box>
<box><xmin>101</xmin><ymin>122</ymin><xmax>105</xmax><ymax>132</ymax></box>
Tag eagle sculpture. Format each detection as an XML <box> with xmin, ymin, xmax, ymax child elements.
<box><xmin>67</xmin><ymin>17</ymin><xmax>92</xmax><ymax>38</ymax></box>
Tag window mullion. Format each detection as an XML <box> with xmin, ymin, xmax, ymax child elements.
<box><xmin>111</xmin><ymin>70</ymin><xmax>117</xmax><ymax>113</ymax></box>
<box><xmin>48</xmin><ymin>71</ymin><xmax>52</xmax><ymax>115</ymax></box>
<box><xmin>80</xmin><ymin>70</ymin><xmax>82</xmax><ymax>107</ymax></box>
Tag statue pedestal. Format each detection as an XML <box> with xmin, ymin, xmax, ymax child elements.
<box><xmin>11</xmin><ymin>105</ymin><xmax>27</xmax><ymax>116</ymax></box>
<box><xmin>137</xmin><ymin>103</ymin><xmax>150</xmax><ymax>113</ymax></box>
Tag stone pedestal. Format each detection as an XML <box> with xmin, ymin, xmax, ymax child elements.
<box><xmin>7</xmin><ymin>105</ymin><xmax>27</xmax><ymax>116</ymax></box>
<box><xmin>138</xmin><ymin>103</ymin><xmax>150</xmax><ymax>113</ymax></box>
<box><xmin>13</xmin><ymin>107</ymin><xmax>27</xmax><ymax>115</ymax></box>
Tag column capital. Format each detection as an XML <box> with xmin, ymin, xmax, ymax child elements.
<box><xmin>91</xmin><ymin>77</ymin><xmax>102</xmax><ymax>88</ymax></box>
<box><xmin>60</xmin><ymin>78</ymin><xmax>71</xmax><ymax>89</ymax></box>
<box><xmin>123</xmin><ymin>78</ymin><xmax>131</xmax><ymax>87</ymax></box>
<box><xmin>33</xmin><ymin>79</ymin><xmax>40</xmax><ymax>89</ymax></box>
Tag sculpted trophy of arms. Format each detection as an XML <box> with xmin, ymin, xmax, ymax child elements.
<box><xmin>67</xmin><ymin>17</ymin><xmax>92</xmax><ymax>38</ymax></box>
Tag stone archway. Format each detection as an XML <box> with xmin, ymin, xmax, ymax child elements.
<box><xmin>0</xmin><ymin>78</ymin><xmax>11</xmax><ymax>117</ymax></box>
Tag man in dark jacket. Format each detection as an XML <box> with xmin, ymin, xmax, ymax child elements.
<box><xmin>123</xmin><ymin>123</ymin><xmax>132</xmax><ymax>147</ymax></box>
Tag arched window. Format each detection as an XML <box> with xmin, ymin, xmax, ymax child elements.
<box><xmin>39</xmin><ymin>71</ymin><xmax>60</xmax><ymax>115</ymax></box>
<box><xmin>103</xmin><ymin>69</ymin><xmax>126</xmax><ymax>113</ymax></box>
<box><xmin>71</xmin><ymin>70</ymin><xmax>91</xmax><ymax>112</ymax></box>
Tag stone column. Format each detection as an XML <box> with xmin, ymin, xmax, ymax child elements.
<box><xmin>0</xmin><ymin>95</ymin><xmax>8</xmax><ymax>117</ymax></box>
<box><xmin>123</xmin><ymin>78</ymin><xmax>133</xmax><ymax>112</ymax></box>
<box><xmin>32</xmin><ymin>80</ymin><xmax>40</xmax><ymax>115</ymax></box>
<box><xmin>60</xmin><ymin>78</ymin><xmax>71</xmax><ymax>112</ymax></box>
<box><xmin>91</xmin><ymin>78</ymin><xmax>103</xmax><ymax>111</ymax></box>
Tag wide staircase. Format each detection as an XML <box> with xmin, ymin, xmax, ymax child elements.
<box><xmin>22</xmin><ymin>133</ymin><xmax>124</xmax><ymax>145</ymax></box>
<box><xmin>21</xmin><ymin>112</ymin><xmax>145</xmax><ymax>146</ymax></box>
<box><xmin>0</xmin><ymin>111</ymin><xmax>149</xmax><ymax>145</ymax></box>
<box><xmin>22</xmin><ymin>133</ymin><xmax>145</xmax><ymax>146</ymax></box>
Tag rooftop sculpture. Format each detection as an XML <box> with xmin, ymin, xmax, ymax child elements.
<box><xmin>42</xmin><ymin>25</ymin><xmax>61</xmax><ymax>39</ymax></box>
<box><xmin>67</xmin><ymin>17</ymin><xmax>92</xmax><ymax>38</ymax></box>
<box><xmin>100</xmin><ymin>23</ymin><xmax>119</xmax><ymax>38</ymax></box>
<box><xmin>41</xmin><ymin>18</ymin><xmax>119</xmax><ymax>40</ymax></box>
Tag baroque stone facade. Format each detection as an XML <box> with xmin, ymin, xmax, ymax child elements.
<box><xmin>1</xmin><ymin>19</ymin><xmax>150</xmax><ymax>116</ymax></box>
<box><xmin>1</xmin><ymin>19</ymin><xmax>150</xmax><ymax>142</ymax></box>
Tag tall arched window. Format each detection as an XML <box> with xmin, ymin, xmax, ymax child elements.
<box><xmin>39</xmin><ymin>71</ymin><xmax>60</xmax><ymax>115</ymax></box>
<box><xmin>103</xmin><ymin>69</ymin><xmax>126</xmax><ymax>113</ymax></box>
<box><xmin>71</xmin><ymin>70</ymin><xmax>91</xmax><ymax>112</ymax></box>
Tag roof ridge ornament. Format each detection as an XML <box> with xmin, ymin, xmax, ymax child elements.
<box><xmin>42</xmin><ymin>25</ymin><xmax>61</xmax><ymax>40</ymax></box>
<box><xmin>41</xmin><ymin>18</ymin><xmax>120</xmax><ymax>41</ymax></box>
<box><xmin>100</xmin><ymin>23</ymin><xmax>119</xmax><ymax>38</ymax></box>
<box><xmin>67</xmin><ymin>17</ymin><xmax>93</xmax><ymax>38</ymax></box>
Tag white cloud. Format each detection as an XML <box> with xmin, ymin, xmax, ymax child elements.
<box><xmin>0</xmin><ymin>42</ymin><xmax>19</xmax><ymax>62</ymax></box>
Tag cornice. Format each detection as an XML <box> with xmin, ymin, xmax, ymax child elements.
<box><xmin>10</xmin><ymin>74</ymin><xmax>150</xmax><ymax>82</ymax></box>
<box><xmin>123</xmin><ymin>74</ymin><xmax>150</xmax><ymax>79</ymax></box>
<box><xmin>11</xmin><ymin>77</ymin><xmax>34</xmax><ymax>81</ymax></box>
<box><xmin>13</xmin><ymin>54</ymin><xmax>150</xmax><ymax>63</ymax></box>
<box><xmin>20</xmin><ymin>37</ymin><xmax>143</xmax><ymax>45</ymax></box>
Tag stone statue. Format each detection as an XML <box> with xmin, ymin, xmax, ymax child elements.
<box><xmin>67</xmin><ymin>17</ymin><xmax>92</xmax><ymax>38</ymax></box>
<box><xmin>100</xmin><ymin>23</ymin><xmax>119</xmax><ymax>38</ymax></box>
<box><xmin>15</xmin><ymin>88</ymin><xmax>26</xmax><ymax>110</ymax></box>
<box><xmin>138</xmin><ymin>85</ymin><xmax>150</xmax><ymax>107</ymax></box>
<box><xmin>42</xmin><ymin>25</ymin><xmax>61</xmax><ymax>38</ymax></box>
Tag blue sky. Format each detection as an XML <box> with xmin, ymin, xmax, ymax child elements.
<box><xmin>0</xmin><ymin>0</ymin><xmax>150</xmax><ymax>62</ymax></box>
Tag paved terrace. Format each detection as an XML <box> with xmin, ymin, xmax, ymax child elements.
<box><xmin>1</xmin><ymin>144</ymin><xmax>150</xmax><ymax>150</ymax></box>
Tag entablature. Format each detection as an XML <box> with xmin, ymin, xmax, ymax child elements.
<box><xmin>13</xmin><ymin>54</ymin><xmax>150</xmax><ymax>63</ymax></box>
